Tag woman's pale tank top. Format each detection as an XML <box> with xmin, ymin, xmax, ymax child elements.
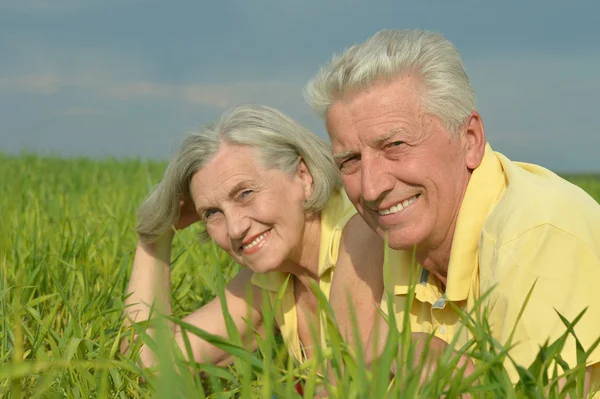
<box><xmin>250</xmin><ymin>189</ymin><xmax>357</xmax><ymax>363</ymax></box>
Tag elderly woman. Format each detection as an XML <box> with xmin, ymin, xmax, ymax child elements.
<box><xmin>123</xmin><ymin>104</ymin><xmax>383</xmax><ymax>370</ymax></box>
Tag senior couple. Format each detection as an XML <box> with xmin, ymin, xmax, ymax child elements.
<box><xmin>123</xmin><ymin>29</ymin><xmax>600</xmax><ymax>394</ymax></box>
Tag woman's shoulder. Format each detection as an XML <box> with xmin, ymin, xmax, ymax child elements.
<box><xmin>319</xmin><ymin>188</ymin><xmax>384</xmax><ymax>264</ymax></box>
<box><xmin>332</xmin><ymin>211</ymin><xmax>385</xmax><ymax>300</ymax></box>
<box><xmin>332</xmin><ymin>210</ymin><xmax>384</xmax><ymax>276</ymax></box>
<box><xmin>318</xmin><ymin>189</ymin><xmax>379</xmax><ymax>276</ymax></box>
<box><xmin>340</xmin><ymin>213</ymin><xmax>382</xmax><ymax>254</ymax></box>
<box><xmin>321</xmin><ymin>189</ymin><xmax>357</xmax><ymax>229</ymax></box>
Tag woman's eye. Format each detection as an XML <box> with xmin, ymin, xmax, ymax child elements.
<box><xmin>203</xmin><ymin>208</ymin><xmax>220</xmax><ymax>221</ymax></box>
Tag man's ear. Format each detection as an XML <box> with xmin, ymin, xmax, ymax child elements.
<box><xmin>297</xmin><ymin>158</ymin><xmax>314</xmax><ymax>200</ymax></box>
<box><xmin>463</xmin><ymin>111</ymin><xmax>487</xmax><ymax>170</ymax></box>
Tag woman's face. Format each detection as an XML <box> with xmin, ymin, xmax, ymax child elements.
<box><xmin>190</xmin><ymin>142</ymin><xmax>314</xmax><ymax>273</ymax></box>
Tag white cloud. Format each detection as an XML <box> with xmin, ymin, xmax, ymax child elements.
<box><xmin>105</xmin><ymin>82</ymin><xmax>173</xmax><ymax>100</ymax></box>
<box><xmin>57</xmin><ymin>106</ymin><xmax>105</xmax><ymax>116</ymax></box>
<box><xmin>104</xmin><ymin>80</ymin><xmax>303</xmax><ymax>109</ymax></box>
<box><xmin>181</xmin><ymin>81</ymin><xmax>301</xmax><ymax>108</ymax></box>
<box><xmin>0</xmin><ymin>72</ymin><xmax>303</xmax><ymax>110</ymax></box>
<box><xmin>0</xmin><ymin>74</ymin><xmax>62</xmax><ymax>94</ymax></box>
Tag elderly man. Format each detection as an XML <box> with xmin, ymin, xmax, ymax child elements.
<box><xmin>305</xmin><ymin>29</ymin><xmax>600</xmax><ymax>394</ymax></box>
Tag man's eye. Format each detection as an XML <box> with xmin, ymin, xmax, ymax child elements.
<box><xmin>339</xmin><ymin>156</ymin><xmax>360</xmax><ymax>173</ymax></box>
<box><xmin>239</xmin><ymin>189</ymin><xmax>253</xmax><ymax>200</ymax></box>
<box><xmin>386</xmin><ymin>141</ymin><xmax>404</xmax><ymax>148</ymax></box>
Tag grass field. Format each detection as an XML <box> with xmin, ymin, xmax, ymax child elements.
<box><xmin>1</xmin><ymin>153</ymin><xmax>599</xmax><ymax>398</ymax></box>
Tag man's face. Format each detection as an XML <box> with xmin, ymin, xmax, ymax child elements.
<box><xmin>326</xmin><ymin>76</ymin><xmax>479</xmax><ymax>251</ymax></box>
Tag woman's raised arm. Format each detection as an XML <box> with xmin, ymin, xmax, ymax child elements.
<box><xmin>122</xmin><ymin>231</ymin><xmax>264</xmax><ymax>368</ymax></box>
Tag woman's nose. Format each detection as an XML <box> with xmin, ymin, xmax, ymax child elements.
<box><xmin>226</xmin><ymin>211</ymin><xmax>251</xmax><ymax>242</ymax></box>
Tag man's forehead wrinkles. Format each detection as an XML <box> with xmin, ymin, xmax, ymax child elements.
<box><xmin>347</xmin><ymin>111</ymin><xmax>396</xmax><ymax>128</ymax></box>
<box><xmin>350</xmin><ymin>104</ymin><xmax>407</xmax><ymax>121</ymax></box>
<box><xmin>329</xmin><ymin>106</ymin><xmax>410</xmax><ymax>155</ymax></box>
<box><xmin>370</xmin><ymin>129</ymin><xmax>405</xmax><ymax>146</ymax></box>
<box><xmin>332</xmin><ymin>127</ymin><xmax>404</xmax><ymax>156</ymax></box>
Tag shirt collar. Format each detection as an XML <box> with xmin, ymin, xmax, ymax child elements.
<box><xmin>318</xmin><ymin>189</ymin><xmax>355</xmax><ymax>278</ymax></box>
<box><xmin>444</xmin><ymin>143</ymin><xmax>506</xmax><ymax>301</ymax></box>
<box><xmin>385</xmin><ymin>144</ymin><xmax>506</xmax><ymax>301</ymax></box>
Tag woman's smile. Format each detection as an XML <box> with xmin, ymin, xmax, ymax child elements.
<box><xmin>241</xmin><ymin>229</ymin><xmax>272</xmax><ymax>255</ymax></box>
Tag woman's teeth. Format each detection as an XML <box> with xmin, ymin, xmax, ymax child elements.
<box><xmin>243</xmin><ymin>231</ymin><xmax>269</xmax><ymax>250</ymax></box>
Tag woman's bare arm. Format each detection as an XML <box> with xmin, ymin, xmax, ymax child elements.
<box><xmin>329</xmin><ymin>214</ymin><xmax>385</xmax><ymax>354</ymax></box>
<box><xmin>122</xmin><ymin>233</ymin><xmax>264</xmax><ymax>368</ymax></box>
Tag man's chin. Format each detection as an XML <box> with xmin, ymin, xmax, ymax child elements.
<box><xmin>368</xmin><ymin>222</ymin><xmax>423</xmax><ymax>250</ymax></box>
<box><xmin>384</xmin><ymin>230</ymin><xmax>421</xmax><ymax>251</ymax></box>
<box><xmin>387</xmin><ymin>241</ymin><xmax>417</xmax><ymax>251</ymax></box>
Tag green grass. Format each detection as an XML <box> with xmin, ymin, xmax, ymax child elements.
<box><xmin>1</xmin><ymin>153</ymin><xmax>599</xmax><ymax>398</ymax></box>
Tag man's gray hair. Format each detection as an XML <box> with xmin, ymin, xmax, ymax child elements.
<box><xmin>304</xmin><ymin>29</ymin><xmax>476</xmax><ymax>132</ymax></box>
<box><xmin>136</xmin><ymin>103</ymin><xmax>341</xmax><ymax>243</ymax></box>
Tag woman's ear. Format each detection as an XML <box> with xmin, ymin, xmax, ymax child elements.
<box><xmin>296</xmin><ymin>158</ymin><xmax>314</xmax><ymax>200</ymax></box>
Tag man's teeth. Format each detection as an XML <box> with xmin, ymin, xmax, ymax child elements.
<box><xmin>243</xmin><ymin>232</ymin><xmax>269</xmax><ymax>250</ymax></box>
<box><xmin>378</xmin><ymin>195</ymin><xmax>418</xmax><ymax>215</ymax></box>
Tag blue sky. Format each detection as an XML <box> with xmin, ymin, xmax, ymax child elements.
<box><xmin>1</xmin><ymin>0</ymin><xmax>599</xmax><ymax>172</ymax></box>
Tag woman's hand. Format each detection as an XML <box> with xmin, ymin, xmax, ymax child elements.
<box><xmin>173</xmin><ymin>198</ymin><xmax>201</xmax><ymax>231</ymax></box>
<box><xmin>151</xmin><ymin>199</ymin><xmax>199</xmax><ymax>245</ymax></box>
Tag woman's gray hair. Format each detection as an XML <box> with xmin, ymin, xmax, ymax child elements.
<box><xmin>304</xmin><ymin>29</ymin><xmax>476</xmax><ymax>133</ymax></box>
<box><xmin>136</xmin><ymin>103</ymin><xmax>341</xmax><ymax>243</ymax></box>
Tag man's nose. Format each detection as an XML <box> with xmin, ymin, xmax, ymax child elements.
<box><xmin>361</xmin><ymin>154</ymin><xmax>395</xmax><ymax>203</ymax></box>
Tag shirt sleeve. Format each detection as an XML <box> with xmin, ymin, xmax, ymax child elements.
<box><xmin>488</xmin><ymin>224</ymin><xmax>600</xmax><ymax>373</ymax></box>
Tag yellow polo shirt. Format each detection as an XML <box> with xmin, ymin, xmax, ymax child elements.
<box><xmin>382</xmin><ymin>144</ymin><xmax>600</xmax><ymax>389</ymax></box>
<box><xmin>251</xmin><ymin>189</ymin><xmax>357</xmax><ymax>363</ymax></box>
